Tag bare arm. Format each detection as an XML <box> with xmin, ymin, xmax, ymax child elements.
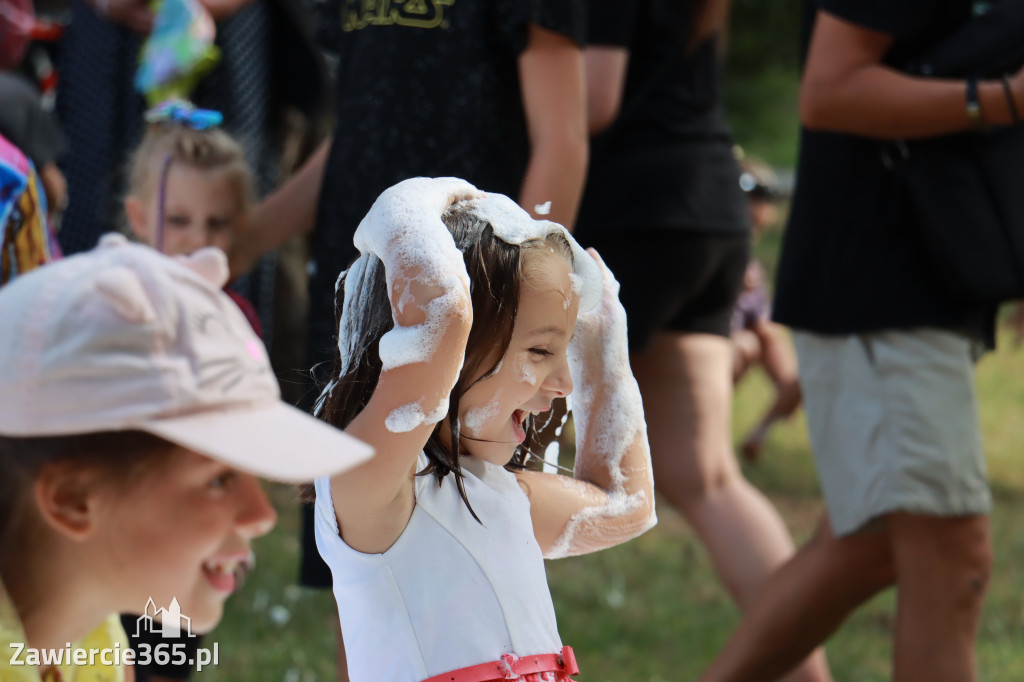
<box><xmin>518</xmin><ymin>250</ymin><xmax>655</xmax><ymax>558</ymax></box>
<box><xmin>229</xmin><ymin>138</ymin><xmax>331</xmax><ymax>278</ymax></box>
<box><xmin>197</xmin><ymin>0</ymin><xmax>255</xmax><ymax>21</ymax></box>
<box><xmin>328</xmin><ymin>179</ymin><xmax>482</xmax><ymax>554</ymax></box>
<box><xmin>85</xmin><ymin>0</ymin><xmax>153</xmax><ymax>33</ymax></box>
<box><xmin>801</xmin><ymin>11</ymin><xmax>1024</xmax><ymax>138</ymax></box>
<box><xmin>584</xmin><ymin>46</ymin><xmax>630</xmax><ymax>135</ymax></box>
<box><xmin>517</xmin><ymin>24</ymin><xmax>588</xmax><ymax>231</ymax></box>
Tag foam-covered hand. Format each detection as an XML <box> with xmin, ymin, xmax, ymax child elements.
<box><xmin>548</xmin><ymin>249</ymin><xmax>654</xmax><ymax>559</ymax></box>
<box><xmin>337</xmin><ymin>179</ymin><xmax>483</xmax><ymax>435</ymax></box>
<box><xmin>568</xmin><ymin>249</ymin><xmax>627</xmax><ymax>386</ymax></box>
<box><xmin>567</xmin><ymin>248</ymin><xmax>644</xmax><ymax>473</ymax></box>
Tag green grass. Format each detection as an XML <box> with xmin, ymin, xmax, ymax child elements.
<box><xmin>203</xmin><ymin>334</ymin><xmax>1024</xmax><ymax>681</ymax></box>
<box><xmin>724</xmin><ymin>65</ymin><xmax>802</xmax><ymax>169</ymax></box>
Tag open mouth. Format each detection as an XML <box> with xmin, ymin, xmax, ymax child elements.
<box><xmin>512</xmin><ymin>409</ymin><xmax>527</xmax><ymax>443</ymax></box>
<box><xmin>202</xmin><ymin>551</ymin><xmax>255</xmax><ymax>594</ymax></box>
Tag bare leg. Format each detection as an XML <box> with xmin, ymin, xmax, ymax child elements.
<box><xmin>731</xmin><ymin>329</ymin><xmax>761</xmax><ymax>384</ymax></box>
<box><xmin>740</xmin><ymin>321</ymin><xmax>801</xmax><ymax>462</ymax></box>
<box><xmin>889</xmin><ymin>513</ymin><xmax>991</xmax><ymax>682</ymax></box>
<box><xmin>701</xmin><ymin>518</ymin><xmax>894</xmax><ymax>682</ymax></box>
<box><xmin>631</xmin><ymin>332</ymin><xmax>830</xmax><ymax>682</ymax></box>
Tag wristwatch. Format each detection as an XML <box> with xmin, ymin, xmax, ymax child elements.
<box><xmin>966</xmin><ymin>78</ymin><xmax>987</xmax><ymax>131</ymax></box>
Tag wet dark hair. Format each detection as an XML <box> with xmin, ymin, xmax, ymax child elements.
<box><xmin>309</xmin><ymin>200</ymin><xmax>574</xmax><ymax>518</ymax></box>
<box><xmin>0</xmin><ymin>431</ymin><xmax>174</xmax><ymax>581</ymax></box>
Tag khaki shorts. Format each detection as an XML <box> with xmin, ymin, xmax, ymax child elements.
<box><xmin>793</xmin><ymin>328</ymin><xmax>991</xmax><ymax>537</ymax></box>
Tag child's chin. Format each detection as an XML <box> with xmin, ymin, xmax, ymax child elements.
<box><xmin>182</xmin><ymin>599</ymin><xmax>225</xmax><ymax>635</ymax></box>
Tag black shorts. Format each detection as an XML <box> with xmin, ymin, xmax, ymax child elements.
<box><xmin>579</xmin><ymin>229</ymin><xmax>750</xmax><ymax>352</ymax></box>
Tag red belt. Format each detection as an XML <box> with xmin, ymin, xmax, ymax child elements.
<box><xmin>421</xmin><ymin>646</ymin><xmax>580</xmax><ymax>682</ymax></box>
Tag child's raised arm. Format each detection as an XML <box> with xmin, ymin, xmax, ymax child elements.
<box><xmin>517</xmin><ymin>250</ymin><xmax>656</xmax><ymax>558</ymax></box>
<box><xmin>329</xmin><ymin>178</ymin><xmax>483</xmax><ymax>553</ymax></box>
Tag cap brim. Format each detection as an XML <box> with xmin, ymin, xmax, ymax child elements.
<box><xmin>141</xmin><ymin>403</ymin><xmax>374</xmax><ymax>483</ymax></box>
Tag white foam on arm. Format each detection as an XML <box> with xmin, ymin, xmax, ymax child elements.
<box><xmin>345</xmin><ymin>177</ymin><xmax>483</xmax><ymax>433</ymax></box>
<box><xmin>544</xmin><ymin>253</ymin><xmax>656</xmax><ymax>560</ymax></box>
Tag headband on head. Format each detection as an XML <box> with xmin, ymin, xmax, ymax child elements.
<box><xmin>145</xmin><ymin>100</ymin><xmax>223</xmax><ymax>131</ymax></box>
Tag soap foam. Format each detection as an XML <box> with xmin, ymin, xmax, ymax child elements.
<box><xmin>385</xmin><ymin>397</ymin><xmax>449</xmax><ymax>434</ymax></box>
<box><xmin>463</xmin><ymin>389</ymin><xmax>503</xmax><ymax>436</ymax></box>
<box><xmin>544</xmin><ymin>256</ymin><xmax>656</xmax><ymax>559</ymax></box>
<box><xmin>472</xmin><ymin>194</ymin><xmax>602</xmax><ymax>312</ymax></box>
<box><xmin>518</xmin><ymin>358</ymin><xmax>537</xmax><ymax>386</ymax></box>
<box><xmin>333</xmin><ymin>178</ymin><xmax>481</xmax><ymax>434</ymax></box>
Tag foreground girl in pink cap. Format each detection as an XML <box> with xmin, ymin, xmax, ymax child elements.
<box><xmin>0</xmin><ymin>235</ymin><xmax>372</xmax><ymax>682</ymax></box>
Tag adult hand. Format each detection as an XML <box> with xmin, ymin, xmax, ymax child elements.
<box><xmin>38</xmin><ymin>163</ymin><xmax>67</xmax><ymax>216</ymax></box>
<box><xmin>89</xmin><ymin>0</ymin><xmax>154</xmax><ymax>34</ymax></box>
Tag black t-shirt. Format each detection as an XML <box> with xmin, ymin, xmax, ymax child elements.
<box><xmin>576</xmin><ymin>0</ymin><xmax>748</xmax><ymax>234</ymax></box>
<box><xmin>308</xmin><ymin>0</ymin><xmax>584</xmax><ymax>378</ymax></box>
<box><xmin>773</xmin><ymin>0</ymin><xmax>993</xmax><ymax>338</ymax></box>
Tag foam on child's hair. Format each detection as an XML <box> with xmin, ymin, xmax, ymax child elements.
<box><xmin>545</xmin><ymin>258</ymin><xmax>656</xmax><ymax>559</ymax></box>
<box><xmin>471</xmin><ymin>194</ymin><xmax>602</xmax><ymax>313</ymax></box>
<box><xmin>326</xmin><ymin>179</ymin><xmax>604</xmax><ymax>434</ymax></box>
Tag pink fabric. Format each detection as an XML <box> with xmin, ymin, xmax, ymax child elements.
<box><xmin>421</xmin><ymin>647</ymin><xmax>579</xmax><ymax>682</ymax></box>
<box><xmin>224</xmin><ymin>286</ymin><xmax>262</xmax><ymax>337</ymax></box>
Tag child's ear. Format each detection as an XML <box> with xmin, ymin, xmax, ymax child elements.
<box><xmin>125</xmin><ymin>196</ymin><xmax>152</xmax><ymax>244</ymax></box>
<box><xmin>33</xmin><ymin>463</ymin><xmax>102</xmax><ymax>541</ymax></box>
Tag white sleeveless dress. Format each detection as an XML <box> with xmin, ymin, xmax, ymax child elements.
<box><xmin>314</xmin><ymin>453</ymin><xmax>563</xmax><ymax>682</ymax></box>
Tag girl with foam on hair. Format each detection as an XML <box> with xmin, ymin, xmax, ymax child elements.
<box><xmin>310</xmin><ymin>177</ymin><xmax>656</xmax><ymax>682</ymax></box>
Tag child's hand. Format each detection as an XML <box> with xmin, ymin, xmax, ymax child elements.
<box><xmin>568</xmin><ymin>248</ymin><xmax>628</xmax><ymax>379</ymax></box>
<box><xmin>352</xmin><ymin>178</ymin><xmax>483</xmax><ymax>372</ymax></box>
<box><xmin>540</xmin><ymin>247</ymin><xmax>653</xmax><ymax>559</ymax></box>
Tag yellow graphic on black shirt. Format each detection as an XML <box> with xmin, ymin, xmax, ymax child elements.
<box><xmin>342</xmin><ymin>0</ymin><xmax>454</xmax><ymax>32</ymax></box>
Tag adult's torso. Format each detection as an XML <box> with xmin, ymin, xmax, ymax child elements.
<box><xmin>309</xmin><ymin>0</ymin><xmax>582</xmax><ymax>368</ymax></box>
<box><xmin>577</xmin><ymin>0</ymin><xmax>748</xmax><ymax>235</ymax></box>
<box><xmin>773</xmin><ymin>0</ymin><xmax>992</xmax><ymax>337</ymax></box>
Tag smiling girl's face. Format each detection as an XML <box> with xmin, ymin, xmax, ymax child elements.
<box><xmin>453</xmin><ymin>247</ymin><xmax>579</xmax><ymax>466</ymax></box>
<box><xmin>92</xmin><ymin>447</ymin><xmax>276</xmax><ymax>633</ymax></box>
